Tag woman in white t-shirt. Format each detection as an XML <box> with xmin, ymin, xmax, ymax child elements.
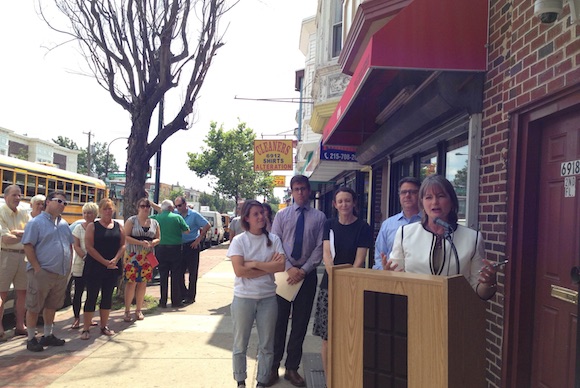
<box><xmin>71</xmin><ymin>202</ymin><xmax>99</xmax><ymax>329</ymax></box>
<box><xmin>227</xmin><ymin>200</ymin><xmax>285</xmax><ymax>388</ymax></box>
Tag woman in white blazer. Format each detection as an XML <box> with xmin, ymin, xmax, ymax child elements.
<box><xmin>383</xmin><ymin>175</ymin><xmax>499</xmax><ymax>300</ymax></box>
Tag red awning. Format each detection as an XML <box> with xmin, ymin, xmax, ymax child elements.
<box><xmin>323</xmin><ymin>0</ymin><xmax>488</xmax><ymax>146</ymax></box>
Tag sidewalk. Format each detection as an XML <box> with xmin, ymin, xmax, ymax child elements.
<box><xmin>0</xmin><ymin>244</ymin><xmax>323</xmax><ymax>388</ymax></box>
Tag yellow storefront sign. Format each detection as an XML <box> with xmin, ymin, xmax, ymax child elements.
<box><xmin>254</xmin><ymin>140</ymin><xmax>293</xmax><ymax>171</ymax></box>
<box><xmin>273</xmin><ymin>175</ymin><xmax>286</xmax><ymax>187</ymax></box>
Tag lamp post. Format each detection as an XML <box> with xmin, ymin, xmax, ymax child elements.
<box><xmin>105</xmin><ymin>136</ymin><xmax>128</xmax><ymax>183</ymax></box>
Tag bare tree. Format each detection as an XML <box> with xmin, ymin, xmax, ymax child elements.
<box><xmin>38</xmin><ymin>0</ymin><xmax>235</xmax><ymax>217</ymax></box>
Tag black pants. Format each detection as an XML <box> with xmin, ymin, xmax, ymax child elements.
<box><xmin>272</xmin><ymin>269</ymin><xmax>318</xmax><ymax>370</ymax></box>
<box><xmin>156</xmin><ymin>245</ymin><xmax>182</xmax><ymax>305</ymax></box>
<box><xmin>84</xmin><ymin>270</ymin><xmax>119</xmax><ymax>312</ymax></box>
<box><xmin>72</xmin><ymin>276</ymin><xmax>86</xmax><ymax>318</ymax></box>
<box><xmin>180</xmin><ymin>243</ymin><xmax>201</xmax><ymax>302</ymax></box>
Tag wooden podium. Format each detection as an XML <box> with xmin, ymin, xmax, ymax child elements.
<box><xmin>328</xmin><ymin>265</ymin><xmax>486</xmax><ymax>388</ymax></box>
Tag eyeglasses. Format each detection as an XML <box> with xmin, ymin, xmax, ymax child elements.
<box><xmin>51</xmin><ymin>198</ymin><xmax>68</xmax><ymax>206</ymax></box>
<box><xmin>292</xmin><ymin>187</ymin><xmax>309</xmax><ymax>193</ymax></box>
<box><xmin>139</xmin><ymin>204</ymin><xmax>151</xmax><ymax>208</ymax></box>
<box><xmin>399</xmin><ymin>189</ymin><xmax>419</xmax><ymax>196</ymax></box>
<box><xmin>176</xmin><ymin>203</ymin><xmax>185</xmax><ymax>208</ymax></box>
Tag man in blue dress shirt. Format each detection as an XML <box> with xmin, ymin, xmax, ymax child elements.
<box><xmin>173</xmin><ymin>196</ymin><xmax>210</xmax><ymax>304</ymax></box>
<box><xmin>373</xmin><ymin>177</ymin><xmax>422</xmax><ymax>270</ymax></box>
<box><xmin>267</xmin><ymin>175</ymin><xmax>326</xmax><ymax>387</ymax></box>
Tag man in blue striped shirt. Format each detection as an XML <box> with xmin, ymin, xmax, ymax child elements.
<box><xmin>373</xmin><ymin>177</ymin><xmax>422</xmax><ymax>270</ymax></box>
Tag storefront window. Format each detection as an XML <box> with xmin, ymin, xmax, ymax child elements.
<box><xmin>420</xmin><ymin>149</ymin><xmax>438</xmax><ymax>179</ymax></box>
<box><xmin>446</xmin><ymin>143</ymin><xmax>468</xmax><ymax>224</ymax></box>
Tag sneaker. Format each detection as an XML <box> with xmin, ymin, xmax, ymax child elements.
<box><xmin>39</xmin><ymin>334</ymin><xmax>65</xmax><ymax>347</ymax></box>
<box><xmin>26</xmin><ymin>337</ymin><xmax>44</xmax><ymax>352</ymax></box>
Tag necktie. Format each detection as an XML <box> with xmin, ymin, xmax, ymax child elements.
<box><xmin>291</xmin><ymin>207</ymin><xmax>305</xmax><ymax>259</ymax></box>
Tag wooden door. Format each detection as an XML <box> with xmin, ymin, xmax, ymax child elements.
<box><xmin>531</xmin><ymin>108</ymin><xmax>580</xmax><ymax>387</ymax></box>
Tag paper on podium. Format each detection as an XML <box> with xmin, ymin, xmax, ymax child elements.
<box><xmin>275</xmin><ymin>271</ymin><xmax>304</xmax><ymax>302</ymax></box>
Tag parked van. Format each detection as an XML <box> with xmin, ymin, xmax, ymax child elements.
<box><xmin>201</xmin><ymin>210</ymin><xmax>225</xmax><ymax>247</ymax></box>
<box><xmin>221</xmin><ymin>213</ymin><xmax>231</xmax><ymax>240</ymax></box>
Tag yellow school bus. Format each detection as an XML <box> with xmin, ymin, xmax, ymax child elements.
<box><xmin>0</xmin><ymin>155</ymin><xmax>107</xmax><ymax>223</ymax></box>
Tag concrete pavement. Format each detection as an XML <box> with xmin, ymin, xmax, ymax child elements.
<box><xmin>0</xmin><ymin>243</ymin><xmax>323</xmax><ymax>388</ymax></box>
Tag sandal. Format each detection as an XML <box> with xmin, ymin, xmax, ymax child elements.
<box><xmin>123</xmin><ymin>312</ymin><xmax>132</xmax><ymax>322</ymax></box>
<box><xmin>100</xmin><ymin>326</ymin><xmax>115</xmax><ymax>336</ymax></box>
<box><xmin>71</xmin><ymin>319</ymin><xmax>81</xmax><ymax>329</ymax></box>
<box><xmin>135</xmin><ymin>311</ymin><xmax>145</xmax><ymax>321</ymax></box>
<box><xmin>80</xmin><ymin>330</ymin><xmax>90</xmax><ymax>340</ymax></box>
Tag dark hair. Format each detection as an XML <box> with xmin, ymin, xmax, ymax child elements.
<box><xmin>240</xmin><ymin>200</ymin><xmax>272</xmax><ymax>247</ymax></box>
<box><xmin>398</xmin><ymin>176</ymin><xmax>421</xmax><ymax>189</ymax></box>
<box><xmin>47</xmin><ymin>191</ymin><xmax>67</xmax><ymax>201</ymax></box>
<box><xmin>418</xmin><ymin>175</ymin><xmax>459</xmax><ymax>226</ymax></box>
<box><xmin>333</xmin><ymin>186</ymin><xmax>358</xmax><ymax>217</ymax></box>
<box><xmin>137</xmin><ymin>197</ymin><xmax>151</xmax><ymax>207</ymax></box>
<box><xmin>290</xmin><ymin>175</ymin><xmax>310</xmax><ymax>191</ymax></box>
<box><xmin>262</xmin><ymin>203</ymin><xmax>273</xmax><ymax>224</ymax></box>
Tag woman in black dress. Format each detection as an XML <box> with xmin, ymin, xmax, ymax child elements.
<box><xmin>81</xmin><ymin>198</ymin><xmax>126</xmax><ymax>339</ymax></box>
<box><xmin>312</xmin><ymin>187</ymin><xmax>372</xmax><ymax>381</ymax></box>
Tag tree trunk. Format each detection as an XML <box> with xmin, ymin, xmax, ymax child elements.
<box><xmin>124</xmin><ymin>119</ymin><xmax>153</xmax><ymax>219</ymax></box>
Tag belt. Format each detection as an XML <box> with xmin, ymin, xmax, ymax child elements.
<box><xmin>2</xmin><ymin>248</ymin><xmax>25</xmax><ymax>254</ymax></box>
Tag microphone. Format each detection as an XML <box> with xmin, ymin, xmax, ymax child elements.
<box><xmin>433</xmin><ymin>217</ymin><xmax>453</xmax><ymax>235</ymax></box>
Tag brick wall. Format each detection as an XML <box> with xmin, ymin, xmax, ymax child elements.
<box><xmin>483</xmin><ymin>1</ymin><xmax>580</xmax><ymax>386</ymax></box>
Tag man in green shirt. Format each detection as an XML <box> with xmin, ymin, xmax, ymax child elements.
<box><xmin>150</xmin><ymin>200</ymin><xmax>189</xmax><ymax>308</ymax></box>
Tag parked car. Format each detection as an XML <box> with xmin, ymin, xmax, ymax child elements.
<box><xmin>221</xmin><ymin>213</ymin><xmax>231</xmax><ymax>240</ymax></box>
<box><xmin>201</xmin><ymin>210</ymin><xmax>225</xmax><ymax>247</ymax></box>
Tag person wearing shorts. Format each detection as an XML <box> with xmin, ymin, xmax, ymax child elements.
<box><xmin>0</xmin><ymin>184</ymin><xmax>31</xmax><ymax>341</ymax></box>
<box><xmin>22</xmin><ymin>191</ymin><xmax>73</xmax><ymax>352</ymax></box>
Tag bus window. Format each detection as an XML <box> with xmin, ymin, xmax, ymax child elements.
<box><xmin>16</xmin><ymin>172</ymin><xmax>25</xmax><ymax>187</ymax></box>
<box><xmin>88</xmin><ymin>187</ymin><xmax>95</xmax><ymax>202</ymax></box>
<box><xmin>48</xmin><ymin>179</ymin><xmax>56</xmax><ymax>192</ymax></box>
<box><xmin>72</xmin><ymin>183</ymin><xmax>81</xmax><ymax>203</ymax></box>
<box><xmin>1</xmin><ymin>169</ymin><xmax>14</xmax><ymax>192</ymax></box>
<box><xmin>37</xmin><ymin>177</ymin><xmax>47</xmax><ymax>195</ymax></box>
<box><xmin>57</xmin><ymin>180</ymin><xmax>65</xmax><ymax>191</ymax></box>
<box><xmin>65</xmin><ymin>181</ymin><xmax>73</xmax><ymax>199</ymax></box>
<box><xmin>26</xmin><ymin>175</ymin><xmax>37</xmax><ymax>197</ymax></box>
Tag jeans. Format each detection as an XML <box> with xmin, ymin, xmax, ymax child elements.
<box><xmin>231</xmin><ymin>295</ymin><xmax>278</xmax><ymax>384</ymax></box>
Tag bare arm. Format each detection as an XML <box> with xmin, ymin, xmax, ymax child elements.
<box><xmin>230</xmin><ymin>255</ymin><xmax>269</xmax><ymax>278</ymax></box>
<box><xmin>192</xmin><ymin>223</ymin><xmax>211</xmax><ymax>249</ymax></box>
<box><xmin>23</xmin><ymin>244</ymin><xmax>40</xmax><ymax>273</ymax></box>
<box><xmin>248</xmin><ymin>252</ymin><xmax>286</xmax><ymax>273</ymax></box>
<box><xmin>353</xmin><ymin>247</ymin><xmax>368</xmax><ymax>268</ymax></box>
<box><xmin>322</xmin><ymin>240</ymin><xmax>333</xmax><ymax>275</ymax></box>
<box><xmin>73</xmin><ymin>235</ymin><xmax>85</xmax><ymax>258</ymax></box>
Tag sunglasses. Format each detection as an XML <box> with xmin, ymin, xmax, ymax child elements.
<box><xmin>176</xmin><ymin>203</ymin><xmax>185</xmax><ymax>208</ymax></box>
<box><xmin>139</xmin><ymin>204</ymin><xmax>151</xmax><ymax>208</ymax></box>
<box><xmin>51</xmin><ymin>198</ymin><xmax>68</xmax><ymax>206</ymax></box>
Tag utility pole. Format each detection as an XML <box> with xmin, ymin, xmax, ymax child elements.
<box><xmin>83</xmin><ymin>131</ymin><xmax>92</xmax><ymax>176</ymax></box>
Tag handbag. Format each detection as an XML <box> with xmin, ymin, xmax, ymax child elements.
<box><xmin>146</xmin><ymin>251</ymin><xmax>159</xmax><ymax>267</ymax></box>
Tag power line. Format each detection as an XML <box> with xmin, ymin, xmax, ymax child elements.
<box><xmin>234</xmin><ymin>96</ymin><xmax>313</xmax><ymax>104</ymax></box>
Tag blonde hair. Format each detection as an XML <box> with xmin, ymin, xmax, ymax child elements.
<box><xmin>82</xmin><ymin>202</ymin><xmax>99</xmax><ymax>215</ymax></box>
<box><xmin>98</xmin><ymin>198</ymin><xmax>115</xmax><ymax>216</ymax></box>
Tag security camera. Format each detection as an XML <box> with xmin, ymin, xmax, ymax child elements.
<box><xmin>534</xmin><ymin>0</ymin><xmax>563</xmax><ymax>23</ymax></box>
<box><xmin>535</xmin><ymin>0</ymin><xmax>580</xmax><ymax>23</ymax></box>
